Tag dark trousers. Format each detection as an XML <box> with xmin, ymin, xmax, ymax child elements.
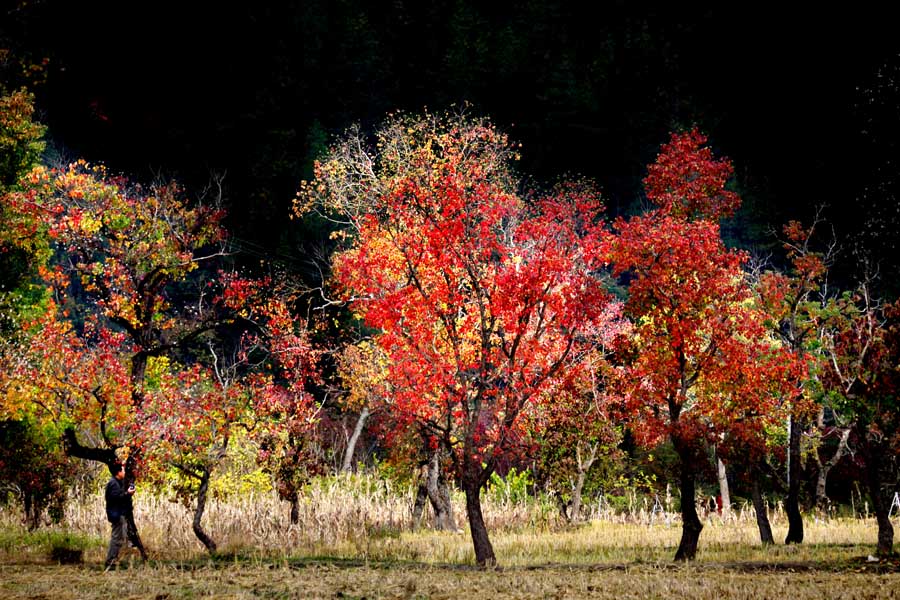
<box><xmin>105</xmin><ymin>515</ymin><xmax>127</xmax><ymax>566</ymax></box>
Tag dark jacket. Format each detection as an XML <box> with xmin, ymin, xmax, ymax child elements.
<box><xmin>105</xmin><ymin>477</ymin><xmax>128</xmax><ymax>523</ymax></box>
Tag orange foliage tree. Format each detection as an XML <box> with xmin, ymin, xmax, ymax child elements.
<box><xmin>3</xmin><ymin>161</ymin><xmax>320</xmax><ymax>550</ymax></box>
<box><xmin>3</xmin><ymin>161</ymin><xmax>228</xmax><ymax>468</ymax></box>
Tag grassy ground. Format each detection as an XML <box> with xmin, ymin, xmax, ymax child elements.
<box><xmin>2</xmin><ymin>480</ymin><xmax>899</xmax><ymax>598</ymax></box>
<box><xmin>2</xmin><ymin>522</ymin><xmax>899</xmax><ymax>600</ymax></box>
<box><xmin>2</xmin><ymin>558</ymin><xmax>900</xmax><ymax>600</ymax></box>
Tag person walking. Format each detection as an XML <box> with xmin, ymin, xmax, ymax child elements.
<box><xmin>104</xmin><ymin>462</ymin><xmax>134</xmax><ymax>570</ymax></box>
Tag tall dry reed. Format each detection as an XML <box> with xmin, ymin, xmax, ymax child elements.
<box><xmin>1</xmin><ymin>473</ymin><xmax>894</xmax><ymax>566</ymax></box>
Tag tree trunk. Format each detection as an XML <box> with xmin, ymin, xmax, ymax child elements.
<box><xmin>412</xmin><ymin>449</ymin><xmax>455</xmax><ymax>530</ymax></box>
<box><xmin>130</xmin><ymin>349</ymin><xmax>152</xmax><ymax>408</ymax></box>
<box><xmin>814</xmin><ymin>470</ymin><xmax>828</xmax><ymax>512</ymax></box>
<box><xmin>569</xmin><ymin>471</ymin><xmax>587</xmax><ymax>523</ymax></box>
<box><xmin>62</xmin><ymin>427</ymin><xmax>117</xmax><ymax>467</ymax></box>
<box><xmin>289</xmin><ymin>490</ymin><xmax>300</xmax><ymax>525</ymax></box>
<box><xmin>750</xmin><ymin>473</ymin><xmax>774</xmax><ymax>545</ymax></box>
<box><xmin>814</xmin><ymin>427</ymin><xmax>851</xmax><ymax>511</ymax></box>
<box><xmin>23</xmin><ymin>493</ymin><xmax>39</xmax><ymax>531</ymax></box>
<box><xmin>192</xmin><ymin>466</ymin><xmax>217</xmax><ymax>554</ymax></box>
<box><xmin>784</xmin><ymin>413</ymin><xmax>804</xmax><ymax>544</ymax></box>
<box><xmin>859</xmin><ymin>425</ymin><xmax>894</xmax><ymax>557</ymax></box>
<box><xmin>341</xmin><ymin>407</ymin><xmax>370</xmax><ymax>473</ymax></box>
<box><xmin>556</xmin><ymin>495</ymin><xmax>570</xmax><ymax>522</ymax></box>
<box><xmin>716</xmin><ymin>456</ymin><xmax>731</xmax><ymax>517</ymax></box>
<box><xmin>412</xmin><ymin>476</ymin><xmax>428</xmax><ymax>529</ymax></box>
<box><xmin>568</xmin><ymin>442</ymin><xmax>597</xmax><ymax>523</ymax></box>
<box><xmin>871</xmin><ymin>478</ymin><xmax>895</xmax><ymax>557</ymax></box>
<box><xmin>425</xmin><ymin>450</ymin><xmax>455</xmax><ymax>530</ymax></box>
<box><xmin>673</xmin><ymin>442</ymin><xmax>703</xmax><ymax>561</ymax></box>
<box><xmin>875</xmin><ymin>507</ymin><xmax>895</xmax><ymax>557</ymax></box>
<box><xmin>464</xmin><ymin>482</ymin><xmax>496</xmax><ymax>567</ymax></box>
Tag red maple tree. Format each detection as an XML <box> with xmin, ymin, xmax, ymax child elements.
<box><xmin>313</xmin><ymin>112</ymin><xmax>621</xmax><ymax>566</ymax></box>
<box><xmin>753</xmin><ymin>217</ymin><xmax>833</xmax><ymax>543</ymax></box>
<box><xmin>607</xmin><ymin>129</ymin><xmax>796</xmax><ymax>560</ymax></box>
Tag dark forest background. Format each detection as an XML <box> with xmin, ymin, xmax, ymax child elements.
<box><xmin>3</xmin><ymin>1</ymin><xmax>899</xmax><ymax>288</ymax></box>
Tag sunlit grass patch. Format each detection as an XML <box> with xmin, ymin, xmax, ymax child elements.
<box><xmin>0</xmin><ymin>527</ymin><xmax>103</xmax><ymax>564</ymax></box>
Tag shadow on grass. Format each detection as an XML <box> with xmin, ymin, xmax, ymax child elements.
<box><xmin>4</xmin><ymin>540</ymin><xmax>897</xmax><ymax>575</ymax></box>
<box><xmin>123</xmin><ymin>548</ymin><xmax>900</xmax><ymax>575</ymax></box>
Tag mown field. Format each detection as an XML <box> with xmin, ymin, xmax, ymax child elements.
<box><xmin>2</xmin><ymin>477</ymin><xmax>899</xmax><ymax>599</ymax></box>
<box><xmin>3</xmin><ymin>560</ymin><xmax>900</xmax><ymax>600</ymax></box>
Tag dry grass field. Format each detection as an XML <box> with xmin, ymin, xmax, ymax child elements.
<box><xmin>2</xmin><ymin>476</ymin><xmax>899</xmax><ymax>598</ymax></box>
<box><xmin>2</xmin><ymin>561</ymin><xmax>900</xmax><ymax>600</ymax></box>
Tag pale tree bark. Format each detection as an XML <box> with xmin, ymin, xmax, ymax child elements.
<box><xmin>425</xmin><ymin>450</ymin><xmax>455</xmax><ymax>530</ymax></box>
<box><xmin>341</xmin><ymin>406</ymin><xmax>370</xmax><ymax>473</ymax></box>
<box><xmin>412</xmin><ymin>446</ymin><xmax>455</xmax><ymax>530</ymax></box>
<box><xmin>567</xmin><ymin>442</ymin><xmax>598</xmax><ymax>523</ymax></box>
<box><xmin>412</xmin><ymin>473</ymin><xmax>428</xmax><ymax>528</ymax></box>
<box><xmin>716</xmin><ymin>455</ymin><xmax>731</xmax><ymax>518</ymax></box>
